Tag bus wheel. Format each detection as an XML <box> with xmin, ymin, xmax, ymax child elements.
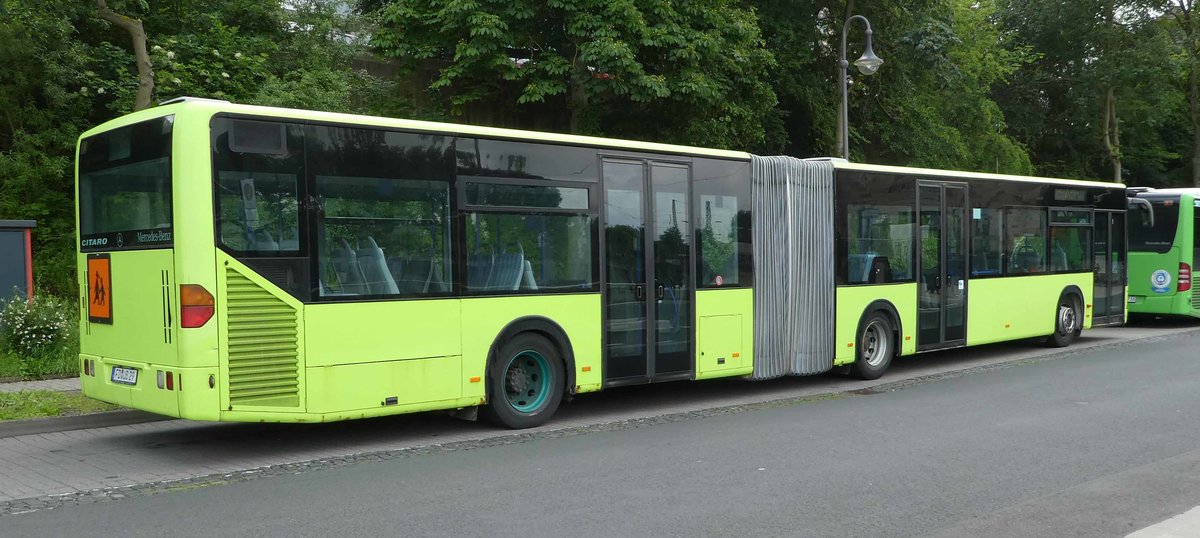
<box><xmin>1046</xmin><ymin>295</ymin><xmax>1082</xmax><ymax>348</ymax></box>
<box><xmin>483</xmin><ymin>333</ymin><xmax>565</xmax><ymax>429</ymax></box>
<box><xmin>852</xmin><ymin>311</ymin><xmax>894</xmax><ymax>380</ymax></box>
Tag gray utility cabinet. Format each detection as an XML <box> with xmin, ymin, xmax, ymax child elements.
<box><xmin>0</xmin><ymin>220</ymin><xmax>36</xmax><ymax>303</ymax></box>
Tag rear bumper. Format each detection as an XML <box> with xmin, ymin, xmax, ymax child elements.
<box><xmin>1128</xmin><ymin>293</ymin><xmax>1191</xmax><ymax>315</ymax></box>
<box><xmin>79</xmin><ymin>354</ymin><xmax>220</xmax><ymax>421</ymax></box>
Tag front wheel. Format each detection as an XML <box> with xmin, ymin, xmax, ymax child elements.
<box><xmin>1045</xmin><ymin>295</ymin><xmax>1082</xmax><ymax>348</ymax></box>
<box><xmin>482</xmin><ymin>333</ymin><xmax>565</xmax><ymax>429</ymax></box>
<box><xmin>852</xmin><ymin>311</ymin><xmax>894</xmax><ymax>380</ymax></box>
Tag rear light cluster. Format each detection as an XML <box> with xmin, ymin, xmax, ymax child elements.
<box><xmin>180</xmin><ymin>284</ymin><xmax>214</xmax><ymax>328</ymax></box>
<box><xmin>1181</xmin><ymin>263</ymin><xmax>1192</xmax><ymax>293</ymax></box>
<box><xmin>83</xmin><ymin>359</ymin><xmax>97</xmax><ymax>376</ymax></box>
<box><xmin>156</xmin><ymin>370</ymin><xmax>180</xmax><ymax>391</ymax></box>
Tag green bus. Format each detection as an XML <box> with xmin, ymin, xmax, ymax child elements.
<box><xmin>76</xmin><ymin>99</ymin><xmax>1127</xmax><ymax>428</ymax></box>
<box><xmin>1128</xmin><ymin>188</ymin><xmax>1199</xmax><ymax>317</ymax></box>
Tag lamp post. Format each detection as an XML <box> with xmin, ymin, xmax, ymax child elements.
<box><xmin>837</xmin><ymin>15</ymin><xmax>883</xmax><ymax>161</ymax></box>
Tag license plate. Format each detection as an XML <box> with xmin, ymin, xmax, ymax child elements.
<box><xmin>111</xmin><ymin>366</ymin><xmax>138</xmax><ymax>386</ymax></box>
<box><xmin>1128</xmin><ymin>296</ymin><xmax>1138</xmax><ymax>304</ymax></box>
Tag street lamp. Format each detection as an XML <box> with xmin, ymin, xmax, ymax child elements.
<box><xmin>837</xmin><ymin>15</ymin><xmax>883</xmax><ymax>161</ymax></box>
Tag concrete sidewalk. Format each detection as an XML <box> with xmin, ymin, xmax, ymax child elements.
<box><xmin>0</xmin><ymin>377</ymin><xmax>80</xmax><ymax>393</ymax></box>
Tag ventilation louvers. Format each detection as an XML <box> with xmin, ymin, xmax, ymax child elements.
<box><xmin>225</xmin><ymin>267</ymin><xmax>300</xmax><ymax>408</ymax></box>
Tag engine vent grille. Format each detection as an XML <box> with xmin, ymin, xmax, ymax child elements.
<box><xmin>1192</xmin><ymin>289</ymin><xmax>1200</xmax><ymax>310</ymax></box>
<box><xmin>225</xmin><ymin>267</ymin><xmax>300</xmax><ymax>408</ymax></box>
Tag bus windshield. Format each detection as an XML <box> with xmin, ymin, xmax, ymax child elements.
<box><xmin>78</xmin><ymin>116</ymin><xmax>173</xmax><ymax>251</ymax></box>
<box><xmin>1129</xmin><ymin>198</ymin><xmax>1180</xmax><ymax>253</ymax></box>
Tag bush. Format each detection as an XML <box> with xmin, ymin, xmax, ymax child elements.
<box><xmin>0</xmin><ymin>292</ymin><xmax>77</xmax><ymax>378</ymax></box>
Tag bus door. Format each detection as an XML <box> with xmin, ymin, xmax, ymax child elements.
<box><xmin>1092</xmin><ymin>210</ymin><xmax>1127</xmax><ymax>325</ymax></box>
<box><xmin>917</xmin><ymin>182</ymin><xmax>968</xmax><ymax>350</ymax></box>
<box><xmin>601</xmin><ymin>158</ymin><xmax>694</xmax><ymax>385</ymax></box>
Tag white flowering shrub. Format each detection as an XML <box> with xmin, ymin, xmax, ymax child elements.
<box><xmin>0</xmin><ymin>292</ymin><xmax>75</xmax><ymax>376</ymax></box>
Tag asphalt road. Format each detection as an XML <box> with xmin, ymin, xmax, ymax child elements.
<box><xmin>4</xmin><ymin>327</ymin><xmax>1200</xmax><ymax>537</ymax></box>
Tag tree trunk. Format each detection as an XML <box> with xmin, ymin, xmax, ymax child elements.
<box><xmin>96</xmin><ymin>0</ymin><xmax>154</xmax><ymax>111</ymax></box>
<box><xmin>568</xmin><ymin>75</ymin><xmax>587</xmax><ymax>134</ymax></box>
<box><xmin>1192</xmin><ymin>64</ymin><xmax>1200</xmax><ymax>188</ymax></box>
<box><xmin>1102</xmin><ymin>86</ymin><xmax>1121</xmax><ymax>183</ymax></box>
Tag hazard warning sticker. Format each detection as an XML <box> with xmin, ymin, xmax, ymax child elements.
<box><xmin>87</xmin><ymin>254</ymin><xmax>113</xmax><ymax>323</ymax></box>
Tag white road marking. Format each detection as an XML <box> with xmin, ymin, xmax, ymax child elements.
<box><xmin>1127</xmin><ymin>505</ymin><xmax>1200</xmax><ymax>538</ymax></box>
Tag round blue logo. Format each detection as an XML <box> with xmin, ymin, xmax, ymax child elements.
<box><xmin>1151</xmin><ymin>269</ymin><xmax>1172</xmax><ymax>294</ymax></box>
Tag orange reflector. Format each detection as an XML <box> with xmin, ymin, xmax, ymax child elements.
<box><xmin>731</xmin><ymin>352</ymin><xmax>741</xmax><ymax>358</ymax></box>
<box><xmin>582</xmin><ymin>366</ymin><xmax>592</xmax><ymax>372</ymax></box>
<box><xmin>1005</xmin><ymin>323</ymin><xmax>1011</xmax><ymax>328</ymax></box>
<box><xmin>904</xmin><ymin>336</ymin><xmax>912</xmax><ymax>341</ymax></box>
<box><xmin>847</xmin><ymin>343</ymin><xmax>854</xmax><ymax>348</ymax></box>
<box><xmin>469</xmin><ymin>376</ymin><xmax>481</xmax><ymax>383</ymax></box>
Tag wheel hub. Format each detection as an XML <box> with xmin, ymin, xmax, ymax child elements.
<box><xmin>506</xmin><ymin>366</ymin><xmax>529</xmax><ymax>394</ymax></box>
<box><xmin>1059</xmin><ymin>305</ymin><xmax>1077</xmax><ymax>334</ymax></box>
<box><xmin>864</xmin><ymin>320</ymin><xmax>889</xmax><ymax>367</ymax></box>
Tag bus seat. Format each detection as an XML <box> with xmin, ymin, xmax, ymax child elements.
<box><xmin>397</xmin><ymin>257</ymin><xmax>434</xmax><ymax>294</ymax></box>
<box><xmin>868</xmin><ymin>256</ymin><xmax>892</xmax><ymax>283</ymax></box>
<box><xmin>357</xmin><ymin>237</ymin><xmax>399</xmax><ymax>295</ymax></box>
<box><xmin>427</xmin><ymin>262</ymin><xmax>449</xmax><ymax>293</ymax></box>
<box><xmin>467</xmin><ymin>254</ymin><xmax>493</xmax><ymax>290</ymax></box>
<box><xmin>849</xmin><ymin>253</ymin><xmax>876</xmax><ymax>283</ymax></box>
<box><xmin>333</xmin><ymin>239</ymin><xmax>367</xmax><ymax>294</ymax></box>
<box><xmin>252</xmin><ymin>229</ymin><xmax>279</xmax><ymax>251</ymax></box>
<box><xmin>487</xmin><ymin>252</ymin><xmax>525</xmax><ymax>291</ymax></box>
<box><xmin>1050</xmin><ymin>243</ymin><xmax>1069</xmax><ymax>272</ymax></box>
<box><xmin>520</xmin><ymin>260</ymin><xmax>538</xmax><ymax>290</ymax></box>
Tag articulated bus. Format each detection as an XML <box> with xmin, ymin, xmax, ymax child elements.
<box><xmin>1128</xmin><ymin>188</ymin><xmax>1199</xmax><ymax>317</ymax></box>
<box><xmin>76</xmin><ymin>99</ymin><xmax>1127</xmax><ymax>428</ymax></box>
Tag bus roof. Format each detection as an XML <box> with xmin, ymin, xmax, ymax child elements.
<box><xmin>83</xmin><ymin>98</ymin><xmax>754</xmax><ymax>161</ymax></box>
<box><xmin>833</xmin><ymin>160</ymin><xmax>1126</xmax><ymax>189</ymax></box>
<box><xmin>81</xmin><ymin>98</ymin><xmax>1128</xmax><ymax>190</ymax></box>
<box><xmin>1135</xmin><ymin>187</ymin><xmax>1200</xmax><ymax>196</ymax></box>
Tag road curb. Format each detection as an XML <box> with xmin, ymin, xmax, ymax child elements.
<box><xmin>0</xmin><ymin>410</ymin><xmax>168</xmax><ymax>439</ymax></box>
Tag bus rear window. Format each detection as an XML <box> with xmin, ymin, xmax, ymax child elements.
<box><xmin>78</xmin><ymin>116</ymin><xmax>173</xmax><ymax>251</ymax></box>
<box><xmin>1129</xmin><ymin>199</ymin><xmax>1179</xmax><ymax>254</ymax></box>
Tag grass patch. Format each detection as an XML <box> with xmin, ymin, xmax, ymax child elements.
<box><xmin>0</xmin><ymin>350</ymin><xmax>78</xmax><ymax>380</ymax></box>
<box><xmin>0</xmin><ymin>390</ymin><xmax>117</xmax><ymax>421</ymax></box>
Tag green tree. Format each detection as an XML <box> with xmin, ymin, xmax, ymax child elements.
<box><xmin>752</xmin><ymin>0</ymin><xmax>1033</xmax><ymax>173</ymax></box>
<box><xmin>994</xmin><ymin>0</ymin><xmax>1180</xmax><ymax>183</ymax></box>
<box><xmin>370</xmin><ymin>0</ymin><xmax>780</xmax><ymax>151</ymax></box>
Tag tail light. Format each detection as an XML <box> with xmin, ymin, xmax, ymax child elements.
<box><xmin>180</xmin><ymin>284</ymin><xmax>215</xmax><ymax>328</ymax></box>
<box><xmin>1181</xmin><ymin>263</ymin><xmax>1192</xmax><ymax>293</ymax></box>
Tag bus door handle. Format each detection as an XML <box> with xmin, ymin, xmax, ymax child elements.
<box><xmin>656</xmin><ymin>285</ymin><xmax>665</xmax><ymax>301</ymax></box>
<box><xmin>634</xmin><ymin>285</ymin><xmax>644</xmax><ymax>301</ymax></box>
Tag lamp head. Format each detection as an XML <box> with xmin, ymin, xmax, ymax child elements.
<box><xmin>854</xmin><ymin>34</ymin><xmax>883</xmax><ymax>75</ymax></box>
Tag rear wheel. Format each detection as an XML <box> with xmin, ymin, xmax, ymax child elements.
<box><xmin>1045</xmin><ymin>294</ymin><xmax>1082</xmax><ymax>348</ymax></box>
<box><xmin>852</xmin><ymin>311</ymin><xmax>894</xmax><ymax>380</ymax></box>
<box><xmin>482</xmin><ymin>333</ymin><xmax>564</xmax><ymax>429</ymax></box>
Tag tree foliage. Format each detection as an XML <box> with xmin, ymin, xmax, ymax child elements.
<box><xmin>371</xmin><ymin>0</ymin><xmax>781</xmax><ymax>151</ymax></box>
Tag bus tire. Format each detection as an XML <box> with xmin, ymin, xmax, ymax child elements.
<box><xmin>1045</xmin><ymin>293</ymin><xmax>1082</xmax><ymax>348</ymax></box>
<box><xmin>482</xmin><ymin>332</ymin><xmax>565</xmax><ymax>429</ymax></box>
<box><xmin>852</xmin><ymin>310</ymin><xmax>894</xmax><ymax>380</ymax></box>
